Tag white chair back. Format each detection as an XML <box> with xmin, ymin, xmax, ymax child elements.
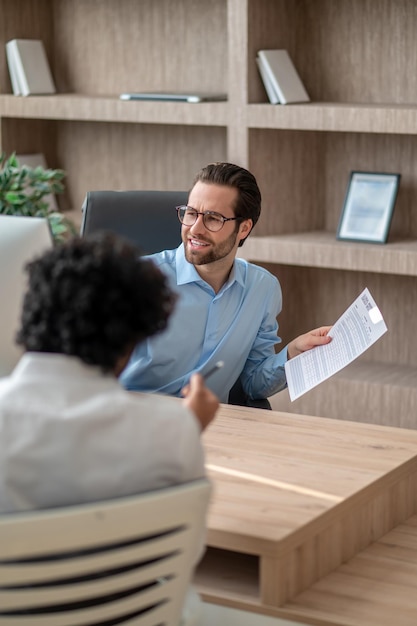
<box><xmin>0</xmin><ymin>479</ymin><xmax>211</xmax><ymax>626</ymax></box>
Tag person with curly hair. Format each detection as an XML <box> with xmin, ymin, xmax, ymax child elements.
<box><xmin>0</xmin><ymin>232</ymin><xmax>218</xmax><ymax>514</ymax></box>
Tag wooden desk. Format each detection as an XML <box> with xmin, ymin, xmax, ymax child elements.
<box><xmin>195</xmin><ymin>404</ymin><xmax>417</xmax><ymax>625</ymax></box>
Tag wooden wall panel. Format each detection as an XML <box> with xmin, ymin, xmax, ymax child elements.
<box><xmin>52</xmin><ymin>0</ymin><xmax>228</xmax><ymax>96</ymax></box>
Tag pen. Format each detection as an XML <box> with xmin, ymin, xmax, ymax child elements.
<box><xmin>202</xmin><ymin>361</ymin><xmax>224</xmax><ymax>381</ymax></box>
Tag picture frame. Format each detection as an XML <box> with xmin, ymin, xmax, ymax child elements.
<box><xmin>337</xmin><ymin>171</ymin><xmax>400</xmax><ymax>244</ymax></box>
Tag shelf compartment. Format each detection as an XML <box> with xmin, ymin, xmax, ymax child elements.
<box><xmin>248</xmin><ymin>0</ymin><xmax>417</xmax><ymax>109</ymax></box>
<box><xmin>195</xmin><ymin>547</ymin><xmax>260</xmax><ymax>608</ymax></box>
<box><xmin>239</xmin><ymin>232</ymin><xmax>417</xmax><ymax>277</ymax></box>
<box><xmin>1</xmin><ymin>117</ymin><xmax>227</xmax><ymax>221</ymax></box>
<box><xmin>249</xmin><ymin>129</ymin><xmax>417</xmax><ymax>243</ymax></box>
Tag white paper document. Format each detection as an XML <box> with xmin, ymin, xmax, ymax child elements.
<box><xmin>285</xmin><ymin>288</ymin><xmax>387</xmax><ymax>401</ymax></box>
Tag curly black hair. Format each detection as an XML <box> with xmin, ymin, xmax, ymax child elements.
<box><xmin>16</xmin><ymin>233</ymin><xmax>177</xmax><ymax>371</ymax></box>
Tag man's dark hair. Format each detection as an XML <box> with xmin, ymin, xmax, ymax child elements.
<box><xmin>16</xmin><ymin>233</ymin><xmax>177</xmax><ymax>371</ymax></box>
<box><xmin>192</xmin><ymin>162</ymin><xmax>261</xmax><ymax>246</ymax></box>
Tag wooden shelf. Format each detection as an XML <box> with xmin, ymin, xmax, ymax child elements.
<box><xmin>0</xmin><ymin>94</ymin><xmax>230</xmax><ymax>126</ymax></box>
<box><xmin>247</xmin><ymin>102</ymin><xmax>417</xmax><ymax>134</ymax></box>
<box><xmin>12</xmin><ymin>97</ymin><xmax>417</xmax><ymax>134</ymax></box>
<box><xmin>239</xmin><ymin>232</ymin><xmax>417</xmax><ymax>276</ymax></box>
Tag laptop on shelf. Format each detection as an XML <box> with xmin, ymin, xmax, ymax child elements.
<box><xmin>119</xmin><ymin>91</ymin><xmax>227</xmax><ymax>103</ymax></box>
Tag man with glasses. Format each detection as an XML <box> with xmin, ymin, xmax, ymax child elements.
<box><xmin>120</xmin><ymin>162</ymin><xmax>331</xmax><ymax>405</ymax></box>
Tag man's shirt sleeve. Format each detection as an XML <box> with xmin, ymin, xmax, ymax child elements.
<box><xmin>239</xmin><ymin>273</ymin><xmax>289</xmax><ymax>399</ymax></box>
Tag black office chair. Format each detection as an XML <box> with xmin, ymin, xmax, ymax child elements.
<box><xmin>81</xmin><ymin>190</ymin><xmax>186</xmax><ymax>254</ymax></box>
<box><xmin>80</xmin><ymin>189</ymin><xmax>271</xmax><ymax>409</ymax></box>
<box><xmin>228</xmin><ymin>376</ymin><xmax>271</xmax><ymax>410</ymax></box>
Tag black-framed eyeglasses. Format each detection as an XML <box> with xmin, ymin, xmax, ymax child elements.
<box><xmin>176</xmin><ymin>205</ymin><xmax>242</xmax><ymax>232</ymax></box>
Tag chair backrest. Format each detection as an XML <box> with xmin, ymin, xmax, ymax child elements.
<box><xmin>0</xmin><ymin>478</ymin><xmax>211</xmax><ymax>626</ymax></box>
<box><xmin>80</xmin><ymin>190</ymin><xmax>188</xmax><ymax>254</ymax></box>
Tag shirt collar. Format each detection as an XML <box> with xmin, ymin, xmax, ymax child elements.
<box><xmin>9</xmin><ymin>353</ymin><xmax>114</xmax><ymax>382</ymax></box>
<box><xmin>176</xmin><ymin>244</ymin><xmax>202</xmax><ymax>286</ymax></box>
<box><xmin>175</xmin><ymin>243</ymin><xmax>246</xmax><ymax>290</ymax></box>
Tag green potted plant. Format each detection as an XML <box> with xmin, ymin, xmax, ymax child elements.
<box><xmin>0</xmin><ymin>152</ymin><xmax>76</xmax><ymax>243</ymax></box>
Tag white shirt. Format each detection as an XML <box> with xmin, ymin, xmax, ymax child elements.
<box><xmin>0</xmin><ymin>353</ymin><xmax>205</xmax><ymax>514</ymax></box>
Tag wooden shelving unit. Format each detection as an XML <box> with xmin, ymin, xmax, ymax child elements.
<box><xmin>1</xmin><ymin>0</ymin><xmax>417</xmax><ymax>427</ymax></box>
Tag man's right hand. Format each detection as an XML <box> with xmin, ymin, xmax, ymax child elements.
<box><xmin>181</xmin><ymin>373</ymin><xmax>219</xmax><ymax>431</ymax></box>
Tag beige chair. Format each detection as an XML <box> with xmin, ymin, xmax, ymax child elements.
<box><xmin>0</xmin><ymin>479</ymin><xmax>211</xmax><ymax>626</ymax></box>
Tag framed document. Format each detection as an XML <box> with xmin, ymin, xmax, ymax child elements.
<box><xmin>337</xmin><ymin>171</ymin><xmax>400</xmax><ymax>244</ymax></box>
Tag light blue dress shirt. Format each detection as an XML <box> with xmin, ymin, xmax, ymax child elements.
<box><xmin>120</xmin><ymin>244</ymin><xmax>288</xmax><ymax>402</ymax></box>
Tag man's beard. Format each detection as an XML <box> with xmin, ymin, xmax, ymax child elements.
<box><xmin>184</xmin><ymin>227</ymin><xmax>239</xmax><ymax>265</ymax></box>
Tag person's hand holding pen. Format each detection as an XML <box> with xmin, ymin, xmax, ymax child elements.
<box><xmin>181</xmin><ymin>361</ymin><xmax>223</xmax><ymax>431</ymax></box>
